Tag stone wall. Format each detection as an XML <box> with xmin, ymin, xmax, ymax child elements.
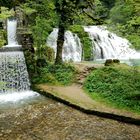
<box><xmin>18</xmin><ymin>32</ymin><xmax>34</xmax><ymax>52</ymax></box>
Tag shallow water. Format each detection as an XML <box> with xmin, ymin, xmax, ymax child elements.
<box><xmin>0</xmin><ymin>93</ymin><xmax>140</xmax><ymax>140</ymax></box>
<box><xmin>0</xmin><ymin>91</ymin><xmax>46</xmax><ymax>111</ymax></box>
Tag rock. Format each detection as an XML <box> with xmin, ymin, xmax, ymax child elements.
<box><xmin>113</xmin><ymin>59</ymin><xmax>120</xmax><ymax>64</ymax></box>
<box><xmin>105</xmin><ymin>59</ymin><xmax>120</xmax><ymax>66</ymax></box>
<box><xmin>105</xmin><ymin>59</ymin><xmax>113</xmax><ymax>66</ymax></box>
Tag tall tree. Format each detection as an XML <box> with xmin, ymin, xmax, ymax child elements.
<box><xmin>54</xmin><ymin>0</ymin><xmax>95</xmax><ymax>64</ymax></box>
<box><xmin>54</xmin><ymin>0</ymin><xmax>80</xmax><ymax>64</ymax></box>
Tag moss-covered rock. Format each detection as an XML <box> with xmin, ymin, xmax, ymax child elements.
<box><xmin>105</xmin><ymin>59</ymin><xmax>120</xmax><ymax>66</ymax></box>
<box><xmin>69</xmin><ymin>25</ymin><xmax>93</xmax><ymax>60</ymax></box>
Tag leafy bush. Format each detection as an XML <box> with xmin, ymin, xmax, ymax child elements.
<box><xmin>84</xmin><ymin>65</ymin><xmax>140</xmax><ymax>113</ymax></box>
<box><xmin>32</xmin><ymin>63</ymin><xmax>77</xmax><ymax>85</ymax></box>
<box><xmin>127</xmin><ymin>34</ymin><xmax>140</xmax><ymax>50</ymax></box>
<box><xmin>0</xmin><ymin>29</ymin><xmax>6</xmax><ymax>47</ymax></box>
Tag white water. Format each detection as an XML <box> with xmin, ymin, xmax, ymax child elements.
<box><xmin>84</xmin><ymin>26</ymin><xmax>140</xmax><ymax>60</ymax></box>
<box><xmin>47</xmin><ymin>28</ymin><xmax>82</xmax><ymax>62</ymax></box>
<box><xmin>47</xmin><ymin>26</ymin><xmax>140</xmax><ymax>62</ymax></box>
<box><xmin>0</xmin><ymin>52</ymin><xmax>30</xmax><ymax>93</ymax></box>
<box><xmin>0</xmin><ymin>18</ymin><xmax>38</xmax><ymax>103</ymax></box>
<box><xmin>0</xmin><ymin>91</ymin><xmax>39</xmax><ymax>103</ymax></box>
<box><xmin>6</xmin><ymin>18</ymin><xmax>21</xmax><ymax>47</ymax></box>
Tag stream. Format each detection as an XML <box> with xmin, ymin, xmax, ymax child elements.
<box><xmin>0</xmin><ymin>94</ymin><xmax>140</xmax><ymax>140</ymax></box>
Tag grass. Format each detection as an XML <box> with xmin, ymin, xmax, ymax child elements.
<box><xmin>84</xmin><ymin>64</ymin><xmax>140</xmax><ymax>113</ymax></box>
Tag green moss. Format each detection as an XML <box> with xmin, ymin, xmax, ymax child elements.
<box><xmin>69</xmin><ymin>25</ymin><xmax>93</xmax><ymax>60</ymax></box>
<box><xmin>84</xmin><ymin>65</ymin><xmax>140</xmax><ymax>113</ymax></box>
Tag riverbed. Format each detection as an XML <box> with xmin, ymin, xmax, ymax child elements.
<box><xmin>0</xmin><ymin>94</ymin><xmax>140</xmax><ymax>140</ymax></box>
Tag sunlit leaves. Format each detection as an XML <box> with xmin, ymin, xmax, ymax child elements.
<box><xmin>0</xmin><ymin>7</ymin><xmax>15</xmax><ymax>20</ymax></box>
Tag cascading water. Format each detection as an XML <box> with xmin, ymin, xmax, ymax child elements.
<box><xmin>47</xmin><ymin>26</ymin><xmax>140</xmax><ymax>63</ymax></box>
<box><xmin>47</xmin><ymin>28</ymin><xmax>82</xmax><ymax>62</ymax></box>
<box><xmin>6</xmin><ymin>18</ymin><xmax>21</xmax><ymax>47</ymax></box>
<box><xmin>0</xmin><ymin>51</ymin><xmax>30</xmax><ymax>93</ymax></box>
<box><xmin>0</xmin><ymin>18</ymin><xmax>38</xmax><ymax>103</ymax></box>
<box><xmin>84</xmin><ymin>26</ymin><xmax>140</xmax><ymax>60</ymax></box>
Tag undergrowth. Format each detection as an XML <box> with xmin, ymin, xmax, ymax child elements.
<box><xmin>32</xmin><ymin>63</ymin><xmax>77</xmax><ymax>85</ymax></box>
<box><xmin>84</xmin><ymin>65</ymin><xmax>140</xmax><ymax>113</ymax></box>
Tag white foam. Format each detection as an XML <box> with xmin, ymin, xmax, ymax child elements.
<box><xmin>47</xmin><ymin>28</ymin><xmax>82</xmax><ymax>62</ymax></box>
<box><xmin>84</xmin><ymin>26</ymin><xmax>140</xmax><ymax>60</ymax></box>
<box><xmin>0</xmin><ymin>91</ymin><xmax>39</xmax><ymax>103</ymax></box>
<box><xmin>5</xmin><ymin>45</ymin><xmax>22</xmax><ymax>48</ymax></box>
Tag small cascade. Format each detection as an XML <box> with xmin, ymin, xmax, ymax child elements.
<box><xmin>0</xmin><ymin>18</ymin><xmax>38</xmax><ymax>103</ymax></box>
<box><xmin>47</xmin><ymin>28</ymin><xmax>82</xmax><ymax>62</ymax></box>
<box><xmin>0</xmin><ymin>51</ymin><xmax>30</xmax><ymax>93</ymax></box>
<box><xmin>6</xmin><ymin>18</ymin><xmax>21</xmax><ymax>47</ymax></box>
<box><xmin>84</xmin><ymin>26</ymin><xmax>140</xmax><ymax>60</ymax></box>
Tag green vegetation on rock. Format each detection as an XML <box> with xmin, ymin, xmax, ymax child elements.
<box><xmin>69</xmin><ymin>25</ymin><xmax>93</xmax><ymax>60</ymax></box>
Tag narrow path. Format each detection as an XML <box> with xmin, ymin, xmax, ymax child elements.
<box><xmin>38</xmin><ymin>84</ymin><xmax>140</xmax><ymax>121</ymax></box>
<box><xmin>37</xmin><ymin>63</ymin><xmax>140</xmax><ymax>120</ymax></box>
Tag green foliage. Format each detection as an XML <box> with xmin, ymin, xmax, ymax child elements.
<box><xmin>0</xmin><ymin>29</ymin><xmax>6</xmax><ymax>47</ymax></box>
<box><xmin>32</xmin><ymin>16</ymin><xmax>53</xmax><ymax>59</ymax></box>
<box><xmin>84</xmin><ymin>65</ymin><xmax>140</xmax><ymax>112</ymax></box>
<box><xmin>127</xmin><ymin>35</ymin><xmax>140</xmax><ymax>50</ymax></box>
<box><xmin>45</xmin><ymin>46</ymin><xmax>55</xmax><ymax>62</ymax></box>
<box><xmin>20</xmin><ymin>3</ymin><xmax>36</xmax><ymax>16</ymax></box>
<box><xmin>100</xmin><ymin>0</ymin><xmax>115</xmax><ymax>9</ymax></box>
<box><xmin>22</xmin><ymin>0</ymin><xmax>58</xmax><ymax>26</ymax></box>
<box><xmin>110</xmin><ymin>1</ymin><xmax>134</xmax><ymax>24</ymax></box>
<box><xmin>0</xmin><ymin>7</ymin><xmax>15</xmax><ymax>20</ymax></box>
<box><xmin>108</xmin><ymin>0</ymin><xmax>140</xmax><ymax>50</ymax></box>
<box><xmin>69</xmin><ymin>25</ymin><xmax>93</xmax><ymax>60</ymax></box>
<box><xmin>0</xmin><ymin>0</ymin><xmax>23</xmax><ymax>9</ymax></box>
<box><xmin>32</xmin><ymin>63</ymin><xmax>76</xmax><ymax>85</ymax></box>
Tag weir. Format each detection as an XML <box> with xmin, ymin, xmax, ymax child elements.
<box><xmin>0</xmin><ymin>18</ymin><xmax>38</xmax><ymax>102</ymax></box>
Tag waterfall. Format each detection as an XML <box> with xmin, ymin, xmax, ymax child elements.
<box><xmin>0</xmin><ymin>18</ymin><xmax>38</xmax><ymax>103</ymax></box>
<box><xmin>47</xmin><ymin>26</ymin><xmax>140</xmax><ymax>62</ymax></box>
<box><xmin>84</xmin><ymin>26</ymin><xmax>140</xmax><ymax>60</ymax></box>
<box><xmin>0</xmin><ymin>51</ymin><xmax>30</xmax><ymax>93</ymax></box>
<box><xmin>47</xmin><ymin>28</ymin><xmax>82</xmax><ymax>62</ymax></box>
<box><xmin>6</xmin><ymin>18</ymin><xmax>21</xmax><ymax>47</ymax></box>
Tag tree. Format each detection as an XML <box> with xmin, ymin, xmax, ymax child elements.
<box><xmin>0</xmin><ymin>0</ymin><xmax>25</xmax><ymax>9</ymax></box>
<box><xmin>32</xmin><ymin>16</ymin><xmax>52</xmax><ymax>59</ymax></box>
<box><xmin>54</xmin><ymin>0</ymin><xmax>97</xmax><ymax>64</ymax></box>
<box><xmin>54</xmin><ymin>0</ymin><xmax>80</xmax><ymax>64</ymax></box>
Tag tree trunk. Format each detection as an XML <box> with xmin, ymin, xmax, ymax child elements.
<box><xmin>55</xmin><ymin>24</ymin><xmax>65</xmax><ymax>64</ymax></box>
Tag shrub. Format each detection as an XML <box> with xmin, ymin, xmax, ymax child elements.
<box><xmin>0</xmin><ymin>29</ymin><xmax>6</xmax><ymax>47</ymax></box>
<box><xmin>84</xmin><ymin>65</ymin><xmax>140</xmax><ymax>113</ymax></box>
<box><xmin>32</xmin><ymin>63</ymin><xmax>76</xmax><ymax>85</ymax></box>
